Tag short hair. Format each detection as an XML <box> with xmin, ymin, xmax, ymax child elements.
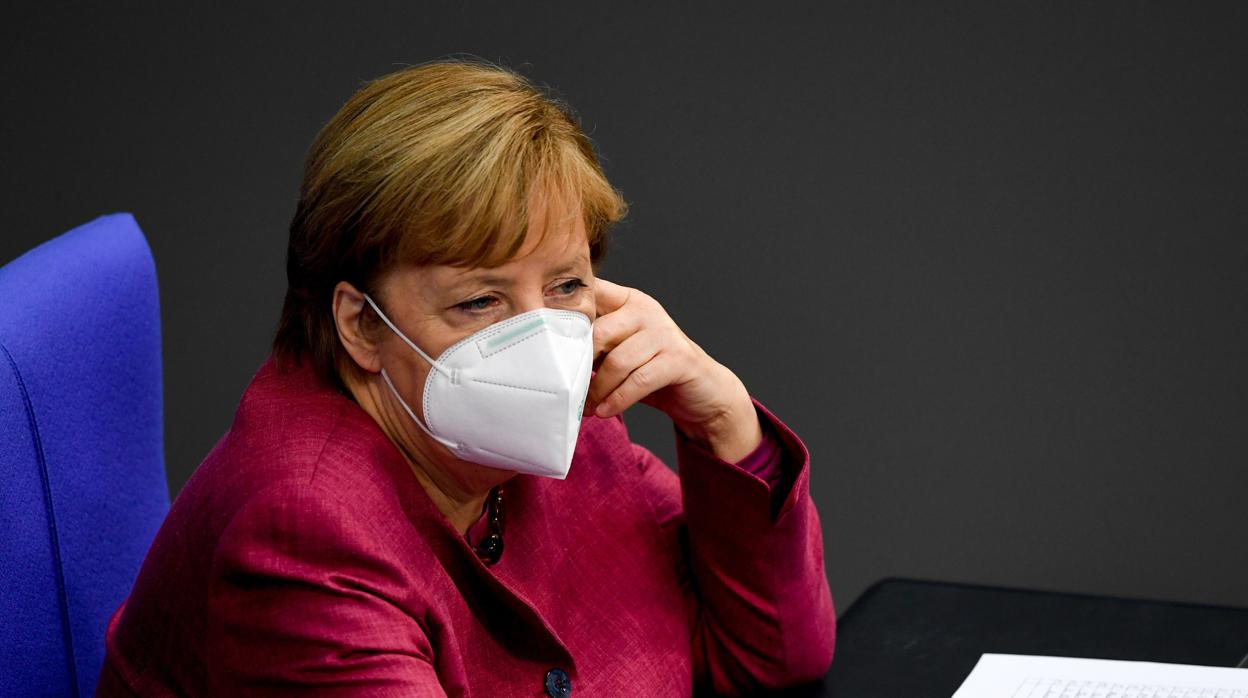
<box><xmin>272</xmin><ymin>59</ymin><xmax>628</xmax><ymax>389</ymax></box>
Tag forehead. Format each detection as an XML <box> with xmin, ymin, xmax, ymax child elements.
<box><xmin>510</xmin><ymin>205</ymin><xmax>587</xmax><ymax>263</ymax></box>
<box><xmin>394</xmin><ymin>215</ymin><xmax>589</xmax><ymax>302</ymax></box>
<box><xmin>456</xmin><ymin>185</ymin><xmax>589</xmax><ymax>270</ymax></box>
<box><xmin>446</xmin><ymin>222</ymin><xmax>589</xmax><ymax>286</ymax></box>
<box><xmin>384</xmin><ymin>186</ymin><xmax>592</xmax><ymax>300</ymax></box>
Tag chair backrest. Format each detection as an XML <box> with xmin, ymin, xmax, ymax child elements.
<box><xmin>0</xmin><ymin>214</ymin><xmax>169</xmax><ymax>696</ymax></box>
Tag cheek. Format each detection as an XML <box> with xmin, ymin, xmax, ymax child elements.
<box><xmin>383</xmin><ymin>341</ymin><xmax>436</xmax><ymax>418</ymax></box>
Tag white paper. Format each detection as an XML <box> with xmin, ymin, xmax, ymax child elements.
<box><xmin>952</xmin><ymin>654</ymin><xmax>1248</xmax><ymax>697</ymax></box>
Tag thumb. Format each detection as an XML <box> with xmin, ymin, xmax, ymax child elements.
<box><xmin>593</xmin><ymin>277</ymin><xmax>631</xmax><ymax>317</ymax></box>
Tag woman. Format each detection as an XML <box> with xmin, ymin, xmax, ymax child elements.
<box><xmin>98</xmin><ymin>60</ymin><xmax>835</xmax><ymax>697</ymax></box>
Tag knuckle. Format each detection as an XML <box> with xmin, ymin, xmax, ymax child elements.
<box><xmin>630</xmin><ymin>365</ymin><xmax>653</xmax><ymax>389</ymax></box>
<box><xmin>592</xmin><ymin>323</ymin><xmax>610</xmax><ymax>345</ymax></box>
<box><xmin>661</xmin><ymin>327</ymin><xmax>686</xmax><ymax>352</ymax></box>
<box><xmin>600</xmin><ymin>352</ymin><xmax>624</xmax><ymax>372</ymax></box>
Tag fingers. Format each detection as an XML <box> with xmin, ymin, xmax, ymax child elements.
<box><xmin>592</xmin><ymin>277</ymin><xmax>632</xmax><ymax>316</ymax></box>
<box><xmin>594</xmin><ymin>346</ymin><xmax>682</xmax><ymax>418</ymax></box>
<box><xmin>592</xmin><ymin>304</ymin><xmax>646</xmax><ymax>360</ymax></box>
<box><xmin>591</xmin><ymin>278</ymin><xmax>662</xmax><ymax>359</ymax></box>
<box><xmin>586</xmin><ymin>331</ymin><xmax>661</xmax><ymax>411</ymax></box>
<box><xmin>586</xmin><ymin>278</ymin><xmax>688</xmax><ymax>418</ymax></box>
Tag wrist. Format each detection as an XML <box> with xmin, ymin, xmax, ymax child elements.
<box><xmin>676</xmin><ymin>392</ymin><xmax>762</xmax><ymax>464</ymax></box>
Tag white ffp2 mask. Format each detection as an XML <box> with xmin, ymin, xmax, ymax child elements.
<box><xmin>362</xmin><ymin>294</ymin><xmax>594</xmax><ymax>479</ymax></box>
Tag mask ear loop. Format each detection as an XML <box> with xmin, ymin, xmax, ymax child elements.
<box><xmin>361</xmin><ymin>293</ymin><xmax>452</xmax><ymax>377</ymax></box>
<box><xmin>377</xmin><ymin>367</ymin><xmax>459</xmax><ymax>450</ymax></box>
<box><xmin>361</xmin><ymin>293</ymin><xmax>460</xmax><ymax>450</ymax></box>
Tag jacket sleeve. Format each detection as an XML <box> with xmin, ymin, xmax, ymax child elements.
<box><xmin>206</xmin><ymin>483</ymin><xmax>449</xmax><ymax>696</ymax></box>
<box><xmin>630</xmin><ymin>398</ymin><xmax>836</xmax><ymax>694</ymax></box>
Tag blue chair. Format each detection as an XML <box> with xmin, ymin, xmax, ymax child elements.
<box><xmin>0</xmin><ymin>214</ymin><xmax>169</xmax><ymax>696</ymax></box>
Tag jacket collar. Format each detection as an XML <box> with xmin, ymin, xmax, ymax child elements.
<box><xmin>258</xmin><ymin>357</ymin><xmax>580</xmax><ymax>671</ymax></box>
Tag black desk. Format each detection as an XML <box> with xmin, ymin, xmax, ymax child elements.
<box><xmin>773</xmin><ymin>578</ymin><xmax>1248</xmax><ymax>698</ymax></box>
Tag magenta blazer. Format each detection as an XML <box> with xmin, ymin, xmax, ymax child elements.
<box><xmin>97</xmin><ymin>358</ymin><xmax>835</xmax><ymax>696</ymax></box>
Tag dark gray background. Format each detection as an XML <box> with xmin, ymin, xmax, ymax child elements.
<box><xmin>4</xmin><ymin>3</ymin><xmax>1246</xmax><ymax>614</ymax></box>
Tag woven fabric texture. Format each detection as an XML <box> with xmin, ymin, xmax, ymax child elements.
<box><xmin>99</xmin><ymin>357</ymin><xmax>833</xmax><ymax>696</ymax></box>
<box><xmin>1</xmin><ymin>214</ymin><xmax>168</xmax><ymax>697</ymax></box>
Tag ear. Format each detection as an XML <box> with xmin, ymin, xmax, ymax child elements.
<box><xmin>332</xmin><ymin>281</ymin><xmax>383</xmax><ymax>374</ymax></box>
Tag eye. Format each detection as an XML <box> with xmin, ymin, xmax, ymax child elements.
<box><xmin>456</xmin><ymin>295</ymin><xmax>499</xmax><ymax>312</ymax></box>
<box><xmin>550</xmin><ymin>279</ymin><xmax>588</xmax><ymax>296</ymax></box>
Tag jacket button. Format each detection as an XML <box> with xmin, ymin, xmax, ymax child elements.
<box><xmin>544</xmin><ymin>667</ymin><xmax>572</xmax><ymax>698</ymax></box>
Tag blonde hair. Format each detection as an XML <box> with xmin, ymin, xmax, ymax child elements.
<box><xmin>273</xmin><ymin>59</ymin><xmax>628</xmax><ymax>386</ymax></box>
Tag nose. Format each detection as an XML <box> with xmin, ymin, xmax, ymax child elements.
<box><xmin>514</xmin><ymin>289</ymin><xmax>549</xmax><ymax>315</ymax></box>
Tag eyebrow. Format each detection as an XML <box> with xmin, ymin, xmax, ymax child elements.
<box><xmin>547</xmin><ymin>255</ymin><xmax>591</xmax><ymax>277</ymax></box>
<box><xmin>447</xmin><ymin>254</ymin><xmax>590</xmax><ymax>292</ymax></box>
<box><xmin>450</xmin><ymin>273</ymin><xmax>512</xmax><ymax>290</ymax></box>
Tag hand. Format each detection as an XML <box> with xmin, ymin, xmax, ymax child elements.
<box><xmin>587</xmin><ymin>278</ymin><xmax>763</xmax><ymax>463</ymax></box>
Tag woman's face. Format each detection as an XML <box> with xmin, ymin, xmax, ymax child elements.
<box><xmin>375</xmin><ymin>215</ymin><xmax>595</xmax><ymax>404</ymax></box>
<box><xmin>340</xmin><ymin>195</ymin><xmax>596</xmax><ymax>483</ymax></box>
